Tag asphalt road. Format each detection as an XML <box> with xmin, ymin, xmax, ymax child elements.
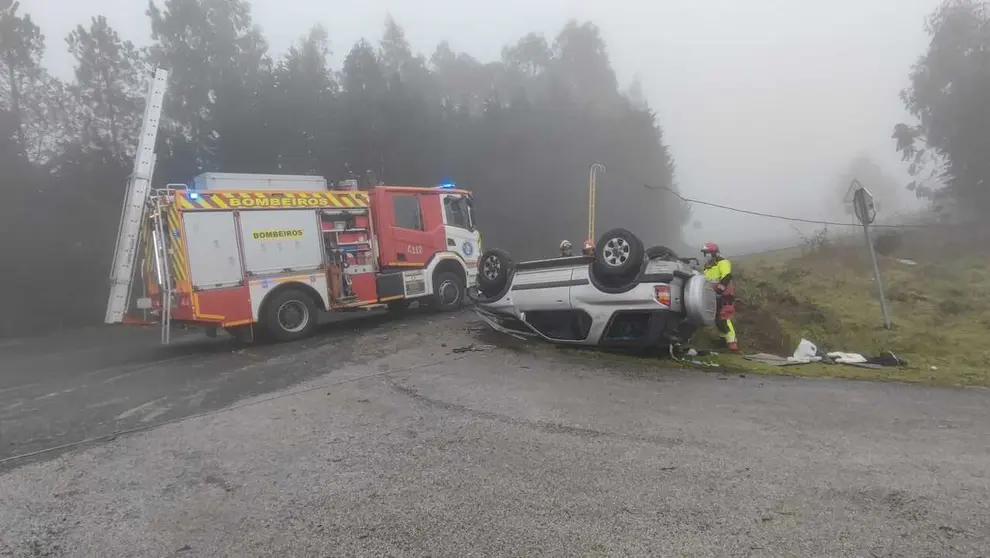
<box><xmin>1</xmin><ymin>311</ymin><xmax>989</xmax><ymax>557</ymax></box>
<box><xmin>0</xmin><ymin>309</ymin><xmax>443</xmax><ymax>468</ymax></box>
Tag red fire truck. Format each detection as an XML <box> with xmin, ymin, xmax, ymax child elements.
<box><xmin>126</xmin><ymin>174</ymin><xmax>480</xmax><ymax>343</ymax></box>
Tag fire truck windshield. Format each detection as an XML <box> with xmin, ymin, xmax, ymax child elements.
<box><xmin>464</xmin><ymin>196</ymin><xmax>475</xmax><ymax>231</ymax></box>
<box><xmin>444</xmin><ymin>195</ymin><xmax>475</xmax><ymax>231</ymax></box>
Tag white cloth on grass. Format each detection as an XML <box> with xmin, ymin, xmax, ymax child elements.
<box><xmin>788</xmin><ymin>338</ymin><xmax>822</xmax><ymax>363</ymax></box>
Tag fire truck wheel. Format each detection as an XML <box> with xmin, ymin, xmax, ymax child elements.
<box><xmin>262</xmin><ymin>289</ymin><xmax>317</xmax><ymax>342</ymax></box>
<box><xmin>433</xmin><ymin>271</ymin><xmax>465</xmax><ymax>312</ymax></box>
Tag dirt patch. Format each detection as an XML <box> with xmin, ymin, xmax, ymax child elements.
<box><xmin>728</xmin><ymin>268</ymin><xmax>837</xmax><ymax>355</ymax></box>
<box><xmin>732</xmin><ymin>302</ymin><xmax>790</xmax><ymax>354</ymax></box>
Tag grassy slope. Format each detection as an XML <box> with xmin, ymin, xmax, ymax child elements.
<box><xmin>704</xmin><ymin>240</ymin><xmax>990</xmax><ymax>387</ymax></box>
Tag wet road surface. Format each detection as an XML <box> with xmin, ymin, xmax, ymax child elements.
<box><xmin>0</xmin><ymin>309</ymin><xmax>440</xmax><ymax>467</ymax></box>
<box><xmin>1</xmin><ymin>311</ymin><xmax>989</xmax><ymax>556</ymax></box>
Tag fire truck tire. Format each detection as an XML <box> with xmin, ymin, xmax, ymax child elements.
<box><xmin>262</xmin><ymin>288</ymin><xmax>317</xmax><ymax>342</ymax></box>
<box><xmin>432</xmin><ymin>271</ymin><xmax>465</xmax><ymax>312</ymax></box>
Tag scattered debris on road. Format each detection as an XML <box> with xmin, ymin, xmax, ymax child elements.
<box><xmin>451</xmin><ymin>344</ymin><xmax>496</xmax><ymax>354</ymax></box>
<box><xmin>744</xmin><ymin>338</ymin><xmax>907</xmax><ymax>370</ymax></box>
<box><xmin>669</xmin><ymin>344</ymin><xmax>720</xmax><ymax>368</ymax></box>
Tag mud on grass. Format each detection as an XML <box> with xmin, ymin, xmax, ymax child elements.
<box><xmin>715</xmin><ymin>244</ymin><xmax>990</xmax><ymax>387</ymax></box>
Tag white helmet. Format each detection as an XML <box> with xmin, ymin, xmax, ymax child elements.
<box><xmin>559</xmin><ymin>239</ymin><xmax>572</xmax><ymax>250</ymax></box>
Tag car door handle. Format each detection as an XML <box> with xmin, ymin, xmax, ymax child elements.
<box><xmin>447</xmin><ymin>238</ymin><xmax>456</xmax><ymax>246</ymax></box>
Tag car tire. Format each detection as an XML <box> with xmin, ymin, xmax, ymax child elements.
<box><xmin>477</xmin><ymin>248</ymin><xmax>513</xmax><ymax>296</ymax></box>
<box><xmin>261</xmin><ymin>288</ymin><xmax>318</xmax><ymax>342</ymax></box>
<box><xmin>594</xmin><ymin>228</ymin><xmax>644</xmax><ymax>278</ymax></box>
<box><xmin>432</xmin><ymin>271</ymin><xmax>465</xmax><ymax>312</ymax></box>
<box><xmin>646</xmin><ymin>245</ymin><xmax>680</xmax><ymax>261</ymax></box>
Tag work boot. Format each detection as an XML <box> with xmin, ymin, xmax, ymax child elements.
<box><xmin>727</xmin><ymin>342</ymin><xmax>739</xmax><ymax>353</ymax></box>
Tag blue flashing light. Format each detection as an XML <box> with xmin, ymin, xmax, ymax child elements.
<box><xmin>188</xmin><ymin>191</ymin><xmax>200</xmax><ymax>200</ymax></box>
<box><xmin>437</xmin><ymin>182</ymin><xmax>455</xmax><ymax>190</ymax></box>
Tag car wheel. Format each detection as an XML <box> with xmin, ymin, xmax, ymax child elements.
<box><xmin>477</xmin><ymin>248</ymin><xmax>513</xmax><ymax>296</ymax></box>
<box><xmin>433</xmin><ymin>271</ymin><xmax>465</xmax><ymax>312</ymax></box>
<box><xmin>262</xmin><ymin>288</ymin><xmax>318</xmax><ymax>342</ymax></box>
<box><xmin>646</xmin><ymin>245</ymin><xmax>680</xmax><ymax>261</ymax></box>
<box><xmin>594</xmin><ymin>228</ymin><xmax>644</xmax><ymax>278</ymax></box>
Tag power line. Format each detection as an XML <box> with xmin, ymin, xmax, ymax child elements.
<box><xmin>603</xmin><ymin>166</ymin><xmax>957</xmax><ymax>230</ymax></box>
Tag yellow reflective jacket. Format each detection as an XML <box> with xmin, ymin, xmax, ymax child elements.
<box><xmin>703</xmin><ymin>258</ymin><xmax>732</xmax><ymax>283</ymax></box>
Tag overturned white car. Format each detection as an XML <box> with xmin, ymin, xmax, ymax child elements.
<box><xmin>470</xmin><ymin>228</ymin><xmax>717</xmax><ymax>348</ymax></box>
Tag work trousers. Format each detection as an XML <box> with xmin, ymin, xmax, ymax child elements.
<box><xmin>715</xmin><ymin>318</ymin><xmax>737</xmax><ymax>344</ymax></box>
<box><xmin>715</xmin><ymin>292</ymin><xmax>737</xmax><ymax>345</ymax></box>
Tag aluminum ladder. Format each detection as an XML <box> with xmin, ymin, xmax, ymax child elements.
<box><xmin>104</xmin><ymin>68</ymin><xmax>169</xmax><ymax>324</ymax></box>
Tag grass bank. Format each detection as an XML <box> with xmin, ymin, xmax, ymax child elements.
<box><xmin>704</xmin><ymin>233</ymin><xmax>990</xmax><ymax>387</ymax></box>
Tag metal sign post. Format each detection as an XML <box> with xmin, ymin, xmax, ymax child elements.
<box><xmin>851</xmin><ymin>180</ymin><xmax>891</xmax><ymax>329</ymax></box>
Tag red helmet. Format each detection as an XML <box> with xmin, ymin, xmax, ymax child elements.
<box><xmin>701</xmin><ymin>242</ymin><xmax>719</xmax><ymax>254</ymax></box>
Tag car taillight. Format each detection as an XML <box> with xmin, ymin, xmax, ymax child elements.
<box><xmin>654</xmin><ymin>285</ymin><xmax>671</xmax><ymax>306</ymax></box>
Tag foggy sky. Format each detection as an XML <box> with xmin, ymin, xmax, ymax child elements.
<box><xmin>22</xmin><ymin>0</ymin><xmax>938</xmax><ymax>252</ymax></box>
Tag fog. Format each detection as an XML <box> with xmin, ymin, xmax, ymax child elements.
<box><xmin>23</xmin><ymin>0</ymin><xmax>936</xmax><ymax>253</ymax></box>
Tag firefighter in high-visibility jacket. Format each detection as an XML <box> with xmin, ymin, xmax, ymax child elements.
<box><xmin>702</xmin><ymin>242</ymin><xmax>738</xmax><ymax>352</ymax></box>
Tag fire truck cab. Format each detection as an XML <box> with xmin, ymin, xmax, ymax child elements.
<box><xmin>135</xmin><ymin>174</ymin><xmax>479</xmax><ymax>343</ymax></box>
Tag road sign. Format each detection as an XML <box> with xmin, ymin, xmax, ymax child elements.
<box><xmin>852</xmin><ymin>181</ymin><xmax>877</xmax><ymax>225</ymax></box>
<box><xmin>850</xmin><ymin>180</ymin><xmax>890</xmax><ymax>329</ymax></box>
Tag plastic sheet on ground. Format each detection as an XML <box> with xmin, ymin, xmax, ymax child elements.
<box><xmin>744</xmin><ymin>339</ymin><xmax>901</xmax><ymax>370</ymax></box>
<box><xmin>789</xmin><ymin>339</ymin><xmax>822</xmax><ymax>363</ymax></box>
<box><xmin>743</xmin><ymin>353</ymin><xmax>810</xmax><ymax>366</ymax></box>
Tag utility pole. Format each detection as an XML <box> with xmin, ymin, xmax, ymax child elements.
<box><xmin>852</xmin><ymin>180</ymin><xmax>891</xmax><ymax>329</ymax></box>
